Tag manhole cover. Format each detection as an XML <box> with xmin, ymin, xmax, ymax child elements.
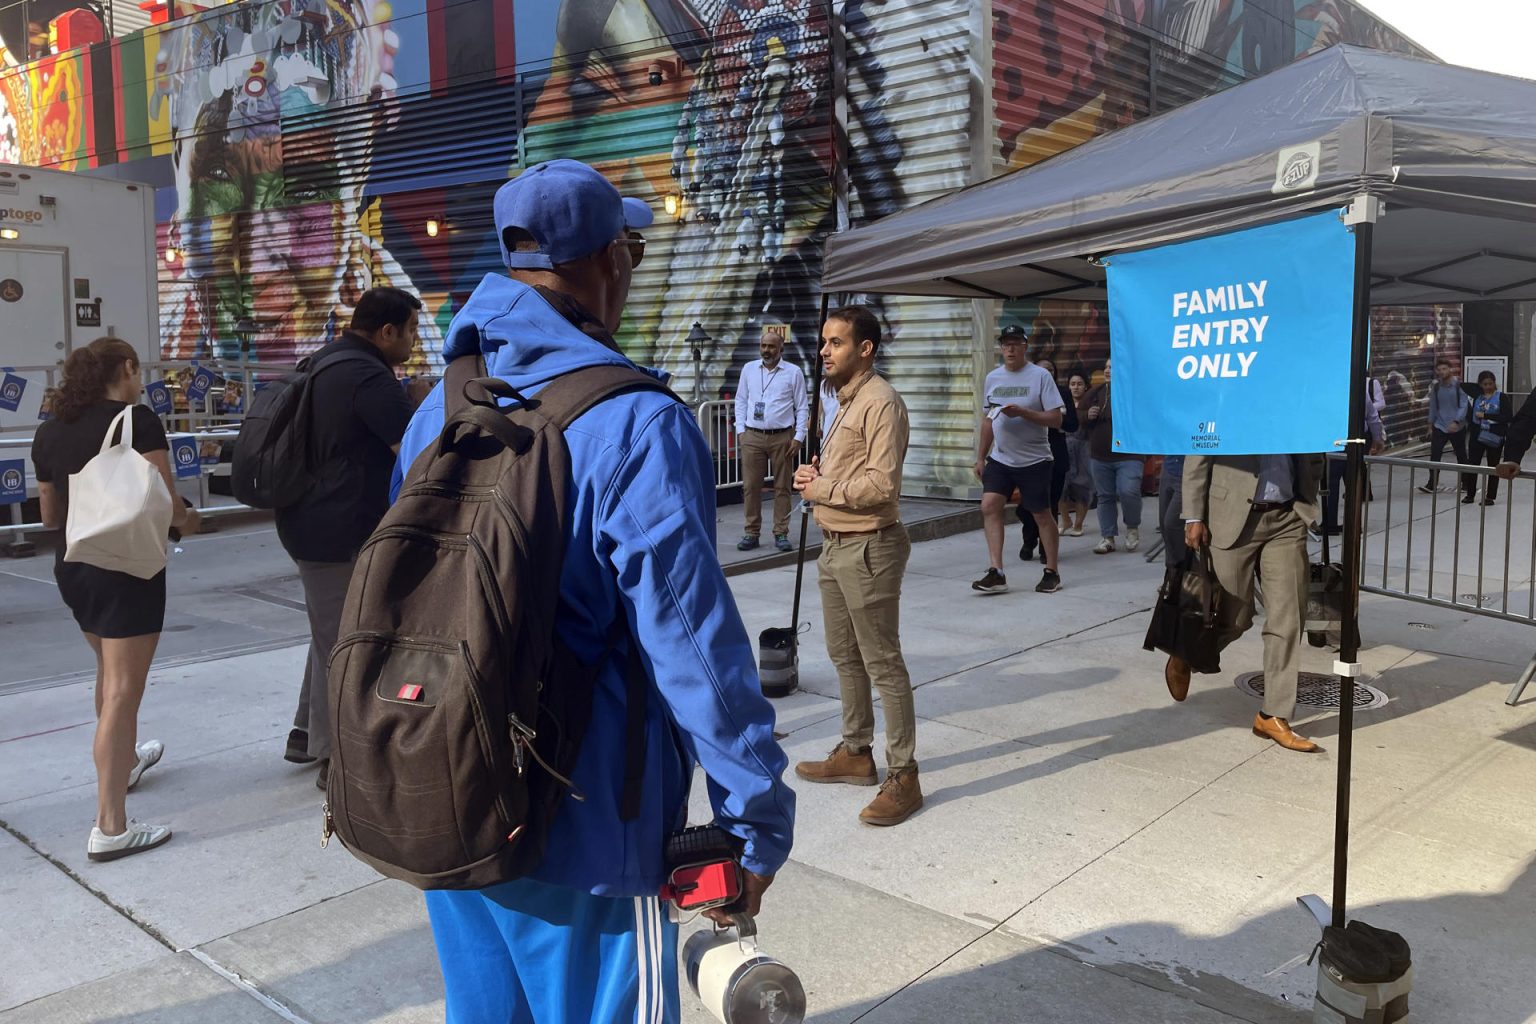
<box><xmin>1235</xmin><ymin>671</ymin><xmax>1388</xmax><ymax>711</ymax></box>
<box><xmin>1407</xmin><ymin>622</ymin><xmax>1436</xmax><ymax>630</ymax></box>
<box><xmin>1458</xmin><ymin>594</ymin><xmax>1504</xmax><ymax>606</ymax></box>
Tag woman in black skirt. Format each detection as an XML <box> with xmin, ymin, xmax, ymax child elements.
<box><xmin>31</xmin><ymin>337</ymin><xmax>199</xmax><ymax>862</ymax></box>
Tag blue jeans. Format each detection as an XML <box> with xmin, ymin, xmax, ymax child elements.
<box><xmin>1091</xmin><ymin>458</ymin><xmax>1144</xmax><ymax>539</ymax></box>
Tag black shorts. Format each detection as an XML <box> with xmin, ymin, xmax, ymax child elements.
<box><xmin>55</xmin><ymin>559</ymin><xmax>167</xmax><ymax>638</ymax></box>
<box><xmin>982</xmin><ymin>458</ymin><xmax>1053</xmax><ymax>513</ymax></box>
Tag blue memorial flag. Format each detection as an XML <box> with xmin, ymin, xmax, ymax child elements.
<box><xmin>146</xmin><ymin>380</ymin><xmax>174</xmax><ymax>415</ymax></box>
<box><xmin>185</xmin><ymin>366</ymin><xmax>218</xmax><ymax>404</ymax></box>
<box><xmin>0</xmin><ymin>372</ymin><xmax>25</xmax><ymax>412</ymax></box>
<box><xmin>170</xmin><ymin>435</ymin><xmax>200</xmax><ymax>479</ymax></box>
<box><xmin>1106</xmin><ymin>210</ymin><xmax>1356</xmax><ymax>456</ymax></box>
<box><xmin>0</xmin><ymin>460</ymin><xmax>24</xmax><ymax>504</ymax></box>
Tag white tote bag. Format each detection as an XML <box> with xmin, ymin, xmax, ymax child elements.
<box><xmin>63</xmin><ymin>406</ymin><xmax>174</xmax><ymax>579</ymax></box>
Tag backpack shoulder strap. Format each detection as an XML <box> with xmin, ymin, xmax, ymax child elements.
<box><xmin>527</xmin><ymin>362</ymin><xmax>677</xmax><ymax>823</ymax></box>
<box><xmin>527</xmin><ymin>363</ymin><xmax>679</xmax><ymax>431</ymax></box>
<box><xmin>443</xmin><ymin>352</ymin><xmax>489</xmax><ymax>419</ymax></box>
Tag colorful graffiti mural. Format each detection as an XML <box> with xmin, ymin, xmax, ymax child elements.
<box><xmin>0</xmin><ymin>0</ymin><xmax>1436</xmax><ymax>489</ymax></box>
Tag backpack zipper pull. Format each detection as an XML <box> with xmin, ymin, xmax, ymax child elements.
<box><xmin>508</xmin><ymin>715</ymin><xmax>533</xmax><ymax>776</ymax></box>
<box><xmin>321</xmin><ymin>802</ymin><xmax>334</xmax><ymax>849</ymax></box>
<box><xmin>509</xmin><ymin>714</ymin><xmax>586</xmax><ymax>801</ymax></box>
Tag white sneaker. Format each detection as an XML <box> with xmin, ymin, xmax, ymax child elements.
<box><xmin>1094</xmin><ymin>538</ymin><xmax>1116</xmax><ymax>554</ymax></box>
<box><xmin>1125</xmin><ymin>528</ymin><xmax>1140</xmax><ymax>552</ymax></box>
<box><xmin>126</xmin><ymin>740</ymin><xmax>164</xmax><ymax>791</ymax></box>
<box><xmin>88</xmin><ymin>819</ymin><xmax>172</xmax><ymax>862</ymax></box>
<box><xmin>1068</xmin><ymin>525</ymin><xmax>1084</xmax><ymax>537</ymax></box>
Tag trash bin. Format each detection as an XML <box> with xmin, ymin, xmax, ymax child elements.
<box><xmin>757</xmin><ymin>627</ymin><xmax>798</xmax><ymax>698</ymax></box>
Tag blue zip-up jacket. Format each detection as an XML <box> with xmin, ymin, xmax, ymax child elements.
<box><xmin>391</xmin><ymin>275</ymin><xmax>795</xmax><ymax>894</ymax></box>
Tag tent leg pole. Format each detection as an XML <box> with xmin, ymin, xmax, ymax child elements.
<box><xmin>1332</xmin><ymin>203</ymin><xmax>1375</xmax><ymax>930</ymax></box>
<box><xmin>791</xmin><ymin>293</ymin><xmax>831</xmax><ymax>634</ymax></box>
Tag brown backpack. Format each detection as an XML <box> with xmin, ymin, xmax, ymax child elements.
<box><xmin>323</xmin><ymin>354</ymin><xmax>674</xmax><ymax>889</ymax></box>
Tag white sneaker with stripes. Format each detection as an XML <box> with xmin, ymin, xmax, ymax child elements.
<box><xmin>126</xmin><ymin>740</ymin><xmax>164</xmax><ymax>791</ymax></box>
<box><xmin>88</xmin><ymin>819</ymin><xmax>172</xmax><ymax>862</ymax></box>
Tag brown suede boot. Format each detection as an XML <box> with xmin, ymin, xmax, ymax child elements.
<box><xmin>794</xmin><ymin>742</ymin><xmax>878</xmax><ymax>785</ymax></box>
<box><xmin>859</xmin><ymin>767</ymin><xmax>923</xmax><ymax>826</ymax></box>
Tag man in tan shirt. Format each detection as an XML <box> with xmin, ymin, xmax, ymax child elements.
<box><xmin>792</xmin><ymin>305</ymin><xmax>921</xmax><ymax>826</ymax></box>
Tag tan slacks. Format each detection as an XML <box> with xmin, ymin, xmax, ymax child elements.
<box><xmin>741</xmin><ymin>428</ymin><xmax>796</xmax><ymax>538</ymax></box>
<box><xmin>1209</xmin><ymin>509</ymin><xmax>1309</xmax><ymax>719</ymax></box>
<box><xmin>818</xmin><ymin>524</ymin><xmax>916</xmax><ymax>769</ymax></box>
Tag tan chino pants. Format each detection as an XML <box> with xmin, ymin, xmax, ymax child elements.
<box><xmin>818</xmin><ymin>524</ymin><xmax>917</xmax><ymax>769</ymax></box>
<box><xmin>741</xmin><ymin>428</ymin><xmax>796</xmax><ymax>538</ymax></box>
<box><xmin>1209</xmin><ymin>509</ymin><xmax>1309</xmax><ymax>720</ymax></box>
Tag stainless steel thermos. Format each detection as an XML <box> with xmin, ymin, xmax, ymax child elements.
<box><xmin>683</xmin><ymin>915</ymin><xmax>806</xmax><ymax>1024</ymax></box>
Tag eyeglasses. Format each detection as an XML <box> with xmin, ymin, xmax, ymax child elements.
<box><xmin>615</xmin><ymin>233</ymin><xmax>646</xmax><ymax>268</ymax></box>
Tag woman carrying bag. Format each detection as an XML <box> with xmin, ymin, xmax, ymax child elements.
<box><xmin>1470</xmin><ymin>370</ymin><xmax>1513</xmax><ymax>506</ymax></box>
<box><xmin>31</xmin><ymin>337</ymin><xmax>199</xmax><ymax>861</ymax></box>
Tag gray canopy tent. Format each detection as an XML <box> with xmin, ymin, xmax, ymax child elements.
<box><xmin>816</xmin><ymin>44</ymin><xmax>1536</xmax><ymax>932</ymax></box>
<box><xmin>823</xmin><ymin>44</ymin><xmax>1536</xmax><ymax>307</ymax></box>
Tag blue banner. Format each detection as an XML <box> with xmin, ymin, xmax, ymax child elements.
<box><xmin>0</xmin><ymin>460</ymin><xmax>24</xmax><ymax>504</ymax></box>
<box><xmin>0</xmin><ymin>372</ymin><xmax>25</xmax><ymax>412</ymax></box>
<box><xmin>146</xmin><ymin>379</ymin><xmax>174</xmax><ymax>415</ymax></box>
<box><xmin>1105</xmin><ymin>210</ymin><xmax>1356</xmax><ymax>455</ymax></box>
<box><xmin>170</xmin><ymin>435</ymin><xmax>200</xmax><ymax>479</ymax></box>
<box><xmin>185</xmin><ymin>366</ymin><xmax>218</xmax><ymax>404</ymax></box>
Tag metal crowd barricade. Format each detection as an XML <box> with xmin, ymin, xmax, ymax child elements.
<box><xmin>696</xmin><ymin>400</ymin><xmax>744</xmax><ymax>492</ymax></box>
<box><xmin>0</xmin><ymin>430</ymin><xmax>254</xmax><ymax>555</ymax></box>
<box><xmin>1345</xmin><ymin>452</ymin><xmax>1536</xmax><ymax>705</ymax></box>
<box><xmin>694</xmin><ymin>399</ymin><xmax>816</xmax><ymax>494</ymax></box>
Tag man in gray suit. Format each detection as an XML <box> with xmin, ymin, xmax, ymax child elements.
<box><xmin>1170</xmin><ymin>454</ymin><xmax>1322</xmax><ymax>752</ymax></box>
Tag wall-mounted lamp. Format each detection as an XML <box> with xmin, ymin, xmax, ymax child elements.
<box><xmin>0</xmin><ymin>228</ymin><xmax>18</xmax><ymax>241</ymax></box>
<box><xmin>164</xmin><ymin>246</ymin><xmax>179</xmax><ymax>264</ymax></box>
<box><xmin>426</xmin><ymin>218</ymin><xmax>440</xmax><ymax>238</ymax></box>
<box><xmin>663</xmin><ymin>193</ymin><xmax>683</xmax><ymax>220</ymax></box>
<box><xmin>1420</xmin><ymin>332</ymin><xmax>1437</xmax><ymax>348</ymax></box>
<box><xmin>647</xmin><ymin>58</ymin><xmax>682</xmax><ymax>86</ymax></box>
<box><xmin>686</xmin><ymin>321</ymin><xmax>711</xmax><ymax>404</ymax></box>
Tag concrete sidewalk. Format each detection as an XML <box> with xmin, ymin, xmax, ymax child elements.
<box><xmin>4</xmin><ymin>524</ymin><xmax>1535</xmax><ymax>1022</ymax></box>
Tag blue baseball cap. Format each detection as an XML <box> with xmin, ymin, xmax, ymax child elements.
<box><xmin>493</xmin><ymin>159</ymin><xmax>654</xmax><ymax>269</ymax></box>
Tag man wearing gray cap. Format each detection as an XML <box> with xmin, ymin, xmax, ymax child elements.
<box><xmin>390</xmin><ymin>159</ymin><xmax>795</xmax><ymax>1024</ymax></box>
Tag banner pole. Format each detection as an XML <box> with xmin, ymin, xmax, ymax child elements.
<box><xmin>1333</xmin><ymin>197</ymin><xmax>1377</xmax><ymax>928</ymax></box>
<box><xmin>791</xmin><ymin>294</ymin><xmax>830</xmax><ymax>635</ymax></box>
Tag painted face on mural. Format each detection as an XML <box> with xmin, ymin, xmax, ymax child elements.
<box><xmin>156</xmin><ymin>1</ymin><xmax>435</xmax><ymax>365</ymax></box>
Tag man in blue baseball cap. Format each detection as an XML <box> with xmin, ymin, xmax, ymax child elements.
<box><xmin>392</xmin><ymin>159</ymin><xmax>795</xmax><ymax>1024</ymax></box>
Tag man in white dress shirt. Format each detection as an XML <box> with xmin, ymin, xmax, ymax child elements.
<box><xmin>735</xmin><ymin>327</ymin><xmax>809</xmax><ymax>551</ymax></box>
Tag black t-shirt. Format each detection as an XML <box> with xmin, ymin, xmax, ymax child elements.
<box><xmin>275</xmin><ymin>333</ymin><xmax>412</xmax><ymax>563</ymax></box>
<box><xmin>32</xmin><ymin>401</ymin><xmax>169</xmax><ymax>519</ymax></box>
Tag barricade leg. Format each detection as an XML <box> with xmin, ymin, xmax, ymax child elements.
<box><xmin>4</xmin><ymin>503</ymin><xmax>36</xmax><ymax>558</ymax></box>
<box><xmin>1506</xmin><ymin>651</ymin><xmax>1536</xmax><ymax>706</ymax></box>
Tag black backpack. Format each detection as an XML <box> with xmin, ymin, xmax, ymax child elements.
<box><xmin>230</xmin><ymin>349</ymin><xmax>372</xmax><ymax>510</ymax></box>
<box><xmin>323</xmin><ymin>354</ymin><xmax>675</xmax><ymax>889</ymax></box>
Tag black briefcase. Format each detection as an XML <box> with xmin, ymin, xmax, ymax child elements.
<box><xmin>1143</xmin><ymin>548</ymin><xmax>1225</xmax><ymax>674</ymax></box>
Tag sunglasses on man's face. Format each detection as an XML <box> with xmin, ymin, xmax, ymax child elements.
<box><xmin>615</xmin><ymin>233</ymin><xmax>646</xmax><ymax>268</ymax></box>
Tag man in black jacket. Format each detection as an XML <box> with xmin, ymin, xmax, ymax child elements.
<box><xmin>279</xmin><ymin>287</ymin><xmax>432</xmax><ymax>780</ymax></box>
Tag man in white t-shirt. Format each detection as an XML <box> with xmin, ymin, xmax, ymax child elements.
<box><xmin>972</xmin><ymin>325</ymin><xmax>1066</xmax><ymax>594</ymax></box>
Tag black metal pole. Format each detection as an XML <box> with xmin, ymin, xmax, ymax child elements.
<box><xmin>791</xmin><ymin>293</ymin><xmax>830</xmax><ymax>633</ymax></box>
<box><xmin>1332</xmin><ymin>211</ymin><xmax>1374</xmax><ymax>928</ymax></box>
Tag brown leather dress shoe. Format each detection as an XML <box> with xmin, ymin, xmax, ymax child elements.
<box><xmin>859</xmin><ymin>767</ymin><xmax>923</xmax><ymax>826</ymax></box>
<box><xmin>1252</xmin><ymin>714</ymin><xmax>1321</xmax><ymax>752</ymax></box>
<box><xmin>794</xmin><ymin>742</ymin><xmax>878</xmax><ymax>785</ymax></box>
<box><xmin>1165</xmin><ymin>655</ymin><xmax>1191</xmax><ymax>702</ymax></box>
